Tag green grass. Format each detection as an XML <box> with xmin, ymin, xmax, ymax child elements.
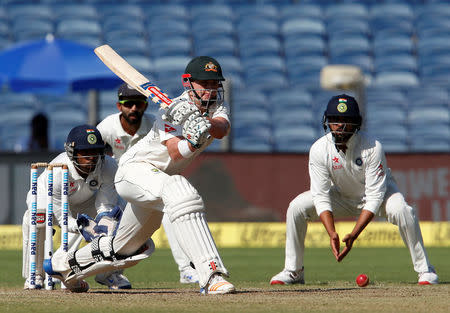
<box><xmin>0</xmin><ymin>247</ymin><xmax>449</xmax><ymax>313</ymax></box>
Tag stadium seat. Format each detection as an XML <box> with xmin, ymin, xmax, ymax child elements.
<box><xmin>281</xmin><ymin>18</ymin><xmax>326</xmax><ymax>38</ymax></box>
<box><xmin>149</xmin><ymin>37</ymin><xmax>191</xmax><ymax>58</ymax></box>
<box><xmin>8</xmin><ymin>5</ymin><xmax>53</xmax><ymax>22</ymax></box>
<box><xmin>273</xmin><ymin>125</ymin><xmax>317</xmax><ymax>153</ymax></box>
<box><xmin>373</xmin><ymin>72</ymin><xmax>419</xmax><ymax>88</ymax></box>
<box><xmin>279</xmin><ymin>4</ymin><xmax>322</xmax><ymax>20</ymax></box>
<box><xmin>53</xmin><ymin>4</ymin><xmax>99</xmax><ymax>21</ymax></box>
<box><xmin>325</xmin><ymin>3</ymin><xmax>368</xmax><ymax>19</ymax></box>
<box><xmin>237</xmin><ymin>18</ymin><xmax>278</xmax><ymax>39</ymax></box>
<box><xmin>284</xmin><ymin>36</ymin><xmax>326</xmax><ymax>58</ymax></box>
<box><xmin>374</xmin><ymin>55</ymin><xmax>417</xmax><ymax>73</ymax></box>
<box><xmin>235</xmin><ymin>4</ymin><xmax>278</xmax><ymax>20</ymax></box>
<box><xmin>12</xmin><ymin>19</ymin><xmax>53</xmax><ymax>41</ymax></box>
<box><xmin>239</xmin><ymin>36</ymin><xmax>281</xmax><ymax>59</ymax></box>
<box><xmin>190</xmin><ymin>5</ymin><xmax>233</xmax><ymax>21</ymax></box>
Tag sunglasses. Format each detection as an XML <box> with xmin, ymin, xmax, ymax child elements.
<box><xmin>119</xmin><ymin>99</ymin><xmax>147</xmax><ymax>108</ymax></box>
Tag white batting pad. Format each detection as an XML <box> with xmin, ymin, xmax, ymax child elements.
<box><xmin>162</xmin><ymin>175</ymin><xmax>228</xmax><ymax>287</ymax></box>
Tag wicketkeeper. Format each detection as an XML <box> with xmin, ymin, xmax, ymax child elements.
<box><xmin>23</xmin><ymin>125</ymin><xmax>128</xmax><ymax>291</ymax></box>
<box><xmin>45</xmin><ymin>56</ymin><xmax>236</xmax><ymax>294</ymax></box>
<box><xmin>270</xmin><ymin>94</ymin><xmax>439</xmax><ymax>286</ymax></box>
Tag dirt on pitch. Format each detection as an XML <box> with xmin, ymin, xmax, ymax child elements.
<box><xmin>1</xmin><ymin>284</ymin><xmax>449</xmax><ymax>313</ymax></box>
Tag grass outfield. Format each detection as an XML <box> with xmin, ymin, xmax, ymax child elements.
<box><xmin>0</xmin><ymin>247</ymin><xmax>448</xmax><ymax>313</ymax></box>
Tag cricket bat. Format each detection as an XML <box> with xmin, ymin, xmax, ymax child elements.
<box><xmin>94</xmin><ymin>44</ymin><xmax>173</xmax><ymax>108</ymax></box>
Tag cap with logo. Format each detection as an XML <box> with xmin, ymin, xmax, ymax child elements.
<box><xmin>184</xmin><ymin>56</ymin><xmax>225</xmax><ymax>81</ymax></box>
<box><xmin>118</xmin><ymin>83</ymin><xmax>146</xmax><ymax>99</ymax></box>
<box><xmin>65</xmin><ymin>124</ymin><xmax>105</xmax><ymax>151</ymax></box>
<box><xmin>325</xmin><ymin>94</ymin><xmax>361</xmax><ymax>118</ymax></box>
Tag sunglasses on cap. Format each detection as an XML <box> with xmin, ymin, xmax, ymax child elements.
<box><xmin>118</xmin><ymin>99</ymin><xmax>147</xmax><ymax>108</ymax></box>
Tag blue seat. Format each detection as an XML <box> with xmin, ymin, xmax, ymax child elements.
<box><xmin>281</xmin><ymin>18</ymin><xmax>326</xmax><ymax>38</ymax></box>
<box><xmin>195</xmin><ymin>37</ymin><xmax>236</xmax><ymax>58</ymax></box>
<box><xmin>329</xmin><ymin>37</ymin><xmax>371</xmax><ymax>59</ymax></box>
<box><xmin>190</xmin><ymin>5</ymin><xmax>233</xmax><ymax>21</ymax></box>
<box><xmin>100</xmin><ymin>4</ymin><xmax>144</xmax><ymax>20</ymax></box>
<box><xmin>327</xmin><ymin>20</ymin><xmax>370</xmax><ymax>38</ymax></box>
<box><xmin>122</xmin><ymin>54</ymin><xmax>153</xmax><ymax>73</ymax></box>
<box><xmin>57</xmin><ymin>19</ymin><xmax>102</xmax><ymax>37</ymax></box>
<box><xmin>54</xmin><ymin>5</ymin><xmax>99</xmax><ymax>21</ymax></box>
<box><xmin>107</xmin><ymin>37</ymin><xmax>149</xmax><ymax>56</ymax></box>
<box><xmin>374</xmin><ymin>55</ymin><xmax>417</xmax><ymax>73</ymax></box>
<box><xmin>142</xmin><ymin>4</ymin><xmax>188</xmax><ymax>21</ymax></box>
<box><xmin>417</xmin><ymin>37</ymin><xmax>450</xmax><ymax>59</ymax></box>
<box><xmin>12</xmin><ymin>19</ymin><xmax>53</xmax><ymax>41</ymax></box>
<box><xmin>370</xmin><ymin>4</ymin><xmax>414</xmax><ymax>21</ymax></box>
<box><xmin>372</xmin><ymin>72</ymin><xmax>419</xmax><ymax>88</ymax></box>
<box><xmin>239</xmin><ymin>36</ymin><xmax>281</xmax><ymax>59</ymax></box>
<box><xmin>273</xmin><ymin>107</ymin><xmax>314</xmax><ymax>125</ymax></box>
<box><xmin>232</xmin><ymin>89</ymin><xmax>269</xmax><ymax>111</ymax></box>
<box><xmin>409</xmin><ymin>107</ymin><xmax>450</xmax><ymax>125</ymax></box>
<box><xmin>237</xmin><ymin>18</ymin><xmax>278</xmax><ymax>38</ymax></box>
<box><xmin>330</xmin><ymin>55</ymin><xmax>373</xmax><ymax>74</ymax></box>
<box><xmin>325</xmin><ymin>3</ymin><xmax>368</xmax><ymax>19</ymax></box>
<box><xmin>279</xmin><ymin>4</ymin><xmax>322</xmax><ymax>20</ymax></box>
<box><xmin>103</xmin><ymin>18</ymin><xmax>145</xmax><ymax>34</ymax></box>
<box><xmin>8</xmin><ymin>5</ymin><xmax>53</xmax><ymax>21</ymax></box>
<box><xmin>406</xmin><ymin>87</ymin><xmax>448</xmax><ymax>108</ymax></box>
<box><xmin>148</xmin><ymin>20</ymin><xmax>189</xmax><ymax>39</ymax></box>
<box><xmin>241</xmin><ymin>56</ymin><xmax>285</xmax><ymax>73</ymax></box>
<box><xmin>215</xmin><ymin>56</ymin><xmax>242</xmax><ymax>75</ymax></box>
<box><xmin>416</xmin><ymin>3</ymin><xmax>450</xmax><ymax>20</ymax></box>
<box><xmin>273</xmin><ymin>125</ymin><xmax>317</xmax><ymax>153</ymax></box>
<box><xmin>192</xmin><ymin>19</ymin><xmax>233</xmax><ymax>40</ymax></box>
<box><xmin>286</xmin><ymin>56</ymin><xmax>326</xmax><ymax>82</ymax></box>
<box><xmin>153</xmin><ymin>56</ymin><xmax>190</xmax><ymax>73</ymax></box>
<box><xmin>149</xmin><ymin>37</ymin><xmax>191</xmax><ymax>58</ymax></box>
<box><xmin>366</xmin><ymin>106</ymin><xmax>406</xmax><ymax>126</ymax></box>
<box><xmin>373</xmin><ymin>36</ymin><xmax>414</xmax><ymax>57</ymax></box>
<box><xmin>284</xmin><ymin>36</ymin><xmax>326</xmax><ymax>58</ymax></box>
<box><xmin>269</xmin><ymin>89</ymin><xmax>313</xmax><ymax>110</ymax></box>
<box><xmin>232</xmin><ymin>137</ymin><xmax>273</xmax><ymax>153</ymax></box>
<box><xmin>416</xmin><ymin>17</ymin><xmax>450</xmax><ymax>39</ymax></box>
<box><xmin>235</xmin><ymin>5</ymin><xmax>278</xmax><ymax>20</ymax></box>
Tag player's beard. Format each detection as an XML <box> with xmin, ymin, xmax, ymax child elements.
<box><xmin>123</xmin><ymin>111</ymin><xmax>143</xmax><ymax>125</ymax></box>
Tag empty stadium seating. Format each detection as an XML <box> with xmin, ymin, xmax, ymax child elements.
<box><xmin>0</xmin><ymin>0</ymin><xmax>448</xmax><ymax>153</ymax></box>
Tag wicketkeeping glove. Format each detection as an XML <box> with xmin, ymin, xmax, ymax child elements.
<box><xmin>94</xmin><ymin>205</ymin><xmax>123</xmax><ymax>237</ymax></box>
<box><xmin>162</xmin><ymin>98</ymin><xmax>199</xmax><ymax>125</ymax></box>
<box><xmin>182</xmin><ymin>112</ymin><xmax>211</xmax><ymax>148</ymax></box>
<box><xmin>76</xmin><ymin>213</ymin><xmax>97</xmax><ymax>242</ymax></box>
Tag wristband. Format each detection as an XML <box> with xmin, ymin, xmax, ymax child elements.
<box><xmin>178</xmin><ymin>139</ymin><xmax>195</xmax><ymax>158</ymax></box>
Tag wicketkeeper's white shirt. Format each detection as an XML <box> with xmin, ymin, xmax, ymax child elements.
<box><xmin>97</xmin><ymin>113</ymin><xmax>155</xmax><ymax>162</ymax></box>
<box><xmin>25</xmin><ymin>152</ymin><xmax>121</xmax><ymax>232</ymax></box>
<box><xmin>309</xmin><ymin>131</ymin><xmax>391</xmax><ymax>216</ymax></box>
<box><xmin>119</xmin><ymin>92</ymin><xmax>230</xmax><ymax>175</ymax></box>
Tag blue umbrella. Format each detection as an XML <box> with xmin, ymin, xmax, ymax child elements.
<box><xmin>0</xmin><ymin>35</ymin><xmax>121</xmax><ymax>94</ymax></box>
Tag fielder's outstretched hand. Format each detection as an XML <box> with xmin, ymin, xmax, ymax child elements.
<box><xmin>337</xmin><ymin>233</ymin><xmax>356</xmax><ymax>262</ymax></box>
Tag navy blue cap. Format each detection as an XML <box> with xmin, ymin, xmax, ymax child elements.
<box><xmin>65</xmin><ymin>125</ymin><xmax>105</xmax><ymax>150</ymax></box>
<box><xmin>325</xmin><ymin>94</ymin><xmax>361</xmax><ymax>118</ymax></box>
<box><xmin>118</xmin><ymin>83</ymin><xmax>146</xmax><ymax>99</ymax></box>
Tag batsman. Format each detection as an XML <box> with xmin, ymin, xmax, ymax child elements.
<box><xmin>23</xmin><ymin>125</ymin><xmax>128</xmax><ymax>291</ymax></box>
<box><xmin>45</xmin><ymin>56</ymin><xmax>236</xmax><ymax>294</ymax></box>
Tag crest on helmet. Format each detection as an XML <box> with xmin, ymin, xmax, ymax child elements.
<box><xmin>337</xmin><ymin>99</ymin><xmax>348</xmax><ymax>113</ymax></box>
<box><xmin>204</xmin><ymin>62</ymin><xmax>218</xmax><ymax>72</ymax></box>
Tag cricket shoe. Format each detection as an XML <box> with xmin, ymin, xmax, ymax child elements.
<box><xmin>270</xmin><ymin>267</ymin><xmax>305</xmax><ymax>285</ymax></box>
<box><xmin>95</xmin><ymin>270</ymin><xmax>132</xmax><ymax>290</ymax></box>
<box><xmin>200</xmin><ymin>274</ymin><xmax>235</xmax><ymax>295</ymax></box>
<box><xmin>43</xmin><ymin>256</ymin><xmax>89</xmax><ymax>293</ymax></box>
<box><xmin>418</xmin><ymin>266</ymin><xmax>439</xmax><ymax>285</ymax></box>
<box><xmin>24</xmin><ymin>274</ymin><xmax>44</xmax><ymax>290</ymax></box>
<box><xmin>179</xmin><ymin>267</ymin><xmax>199</xmax><ymax>284</ymax></box>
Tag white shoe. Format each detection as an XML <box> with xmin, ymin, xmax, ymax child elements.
<box><xmin>270</xmin><ymin>268</ymin><xmax>305</xmax><ymax>285</ymax></box>
<box><xmin>95</xmin><ymin>270</ymin><xmax>132</xmax><ymax>290</ymax></box>
<box><xmin>200</xmin><ymin>274</ymin><xmax>235</xmax><ymax>295</ymax></box>
<box><xmin>418</xmin><ymin>266</ymin><xmax>439</xmax><ymax>285</ymax></box>
<box><xmin>24</xmin><ymin>274</ymin><xmax>44</xmax><ymax>290</ymax></box>
<box><xmin>180</xmin><ymin>267</ymin><xmax>199</xmax><ymax>284</ymax></box>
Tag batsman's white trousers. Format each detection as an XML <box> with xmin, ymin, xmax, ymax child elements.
<box><xmin>112</xmin><ymin>162</ymin><xmax>191</xmax><ymax>271</ymax></box>
<box><xmin>284</xmin><ymin>179</ymin><xmax>432</xmax><ymax>274</ymax></box>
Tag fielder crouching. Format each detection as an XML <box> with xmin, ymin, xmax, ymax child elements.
<box><xmin>45</xmin><ymin>56</ymin><xmax>236</xmax><ymax>294</ymax></box>
<box><xmin>23</xmin><ymin>125</ymin><xmax>130</xmax><ymax>291</ymax></box>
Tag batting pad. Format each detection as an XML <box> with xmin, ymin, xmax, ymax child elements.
<box><xmin>63</xmin><ymin>238</ymin><xmax>155</xmax><ymax>284</ymax></box>
<box><xmin>162</xmin><ymin>175</ymin><xmax>228</xmax><ymax>287</ymax></box>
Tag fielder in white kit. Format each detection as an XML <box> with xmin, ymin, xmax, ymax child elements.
<box><xmin>23</xmin><ymin>125</ymin><xmax>128</xmax><ymax>291</ymax></box>
<box><xmin>270</xmin><ymin>94</ymin><xmax>439</xmax><ymax>286</ymax></box>
<box><xmin>45</xmin><ymin>56</ymin><xmax>235</xmax><ymax>294</ymax></box>
<box><xmin>97</xmin><ymin>83</ymin><xmax>199</xmax><ymax>284</ymax></box>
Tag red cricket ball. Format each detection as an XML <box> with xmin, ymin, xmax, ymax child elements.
<box><xmin>356</xmin><ymin>274</ymin><xmax>369</xmax><ymax>287</ymax></box>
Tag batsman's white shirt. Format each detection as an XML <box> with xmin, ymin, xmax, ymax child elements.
<box><xmin>119</xmin><ymin>93</ymin><xmax>230</xmax><ymax>175</ymax></box>
<box><xmin>309</xmin><ymin>131</ymin><xmax>390</xmax><ymax>216</ymax></box>
<box><xmin>97</xmin><ymin>113</ymin><xmax>155</xmax><ymax>162</ymax></box>
<box><xmin>25</xmin><ymin>152</ymin><xmax>120</xmax><ymax>232</ymax></box>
